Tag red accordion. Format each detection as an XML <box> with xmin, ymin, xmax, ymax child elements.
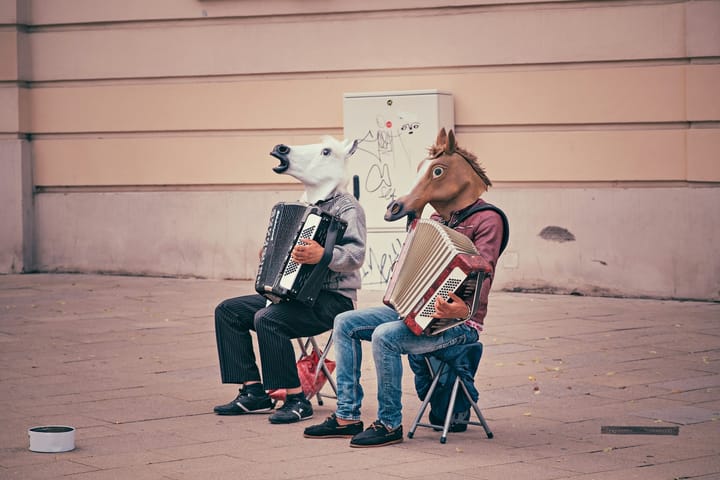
<box><xmin>383</xmin><ymin>219</ymin><xmax>491</xmax><ymax>336</ymax></box>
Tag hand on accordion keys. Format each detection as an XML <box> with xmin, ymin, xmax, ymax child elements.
<box><xmin>290</xmin><ymin>239</ymin><xmax>325</xmax><ymax>265</ymax></box>
<box><xmin>433</xmin><ymin>292</ymin><xmax>472</xmax><ymax>320</ymax></box>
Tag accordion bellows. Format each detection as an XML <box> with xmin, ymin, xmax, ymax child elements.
<box><xmin>383</xmin><ymin>219</ymin><xmax>491</xmax><ymax>336</ymax></box>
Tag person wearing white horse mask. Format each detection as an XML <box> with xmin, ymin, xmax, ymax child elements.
<box><xmin>304</xmin><ymin>129</ymin><xmax>508</xmax><ymax>447</ymax></box>
<box><xmin>213</xmin><ymin>136</ymin><xmax>367</xmax><ymax>424</ymax></box>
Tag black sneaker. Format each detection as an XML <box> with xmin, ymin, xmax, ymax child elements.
<box><xmin>304</xmin><ymin>414</ymin><xmax>364</xmax><ymax>438</ymax></box>
<box><xmin>268</xmin><ymin>396</ymin><xmax>313</xmax><ymax>424</ymax></box>
<box><xmin>349</xmin><ymin>420</ymin><xmax>403</xmax><ymax>448</ymax></box>
<box><xmin>213</xmin><ymin>387</ymin><xmax>275</xmax><ymax>415</ymax></box>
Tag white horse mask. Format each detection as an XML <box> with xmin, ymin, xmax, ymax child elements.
<box><xmin>270</xmin><ymin>136</ymin><xmax>359</xmax><ymax>204</ymax></box>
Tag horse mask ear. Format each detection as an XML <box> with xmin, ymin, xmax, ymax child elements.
<box><xmin>446</xmin><ymin>129</ymin><xmax>457</xmax><ymax>155</ymax></box>
<box><xmin>346</xmin><ymin>139</ymin><xmax>359</xmax><ymax>158</ymax></box>
<box><xmin>435</xmin><ymin>128</ymin><xmax>448</xmax><ymax>149</ymax></box>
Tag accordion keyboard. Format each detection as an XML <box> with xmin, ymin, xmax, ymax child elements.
<box><xmin>278</xmin><ymin>213</ymin><xmax>322</xmax><ymax>290</ymax></box>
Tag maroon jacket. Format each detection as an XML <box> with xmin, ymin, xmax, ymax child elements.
<box><xmin>430</xmin><ymin>198</ymin><xmax>505</xmax><ymax>330</ymax></box>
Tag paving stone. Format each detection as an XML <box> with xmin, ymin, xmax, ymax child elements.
<box><xmin>533</xmin><ymin>448</ymin><xmax>648</xmax><ymax>474</ymax></box>
<box><xmin>0</xmin><ymin>459</ymin><xmax>97</xmax><ymax>479</ymax></box>
<box><xmin>633</xmin><ymin>404</ymin><xmax>718</xmax><ymax>425</ymax></box>
<box><xmin>460</xmin><ymin>460</ymin><xmax>582</xmax><ymax>479</ymax></box>
<box><xmin>653</xmin><ymin>374</ymin><xmax>720</xmax><ymax>393</ymax></box>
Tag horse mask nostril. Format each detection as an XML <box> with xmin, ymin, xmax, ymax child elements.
<box><xmin>277</xmin><ymin>145</ymin><xmax>290</xmax><ymax>154</ymax></box>
<box><xmin>391</xmin><ymin>203</ymin><xmax>401</xmax><ymax>215</ymax></box>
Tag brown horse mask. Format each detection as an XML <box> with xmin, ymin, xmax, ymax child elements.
<box><xmin>385</xmin><ymin>128</ymin><xmax>492</xmax><ymax>223</ymax></box>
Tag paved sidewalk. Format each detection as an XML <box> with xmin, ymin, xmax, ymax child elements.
<box><xmin>0</xmin><ymin>273</ymin><xmax>719</xmax><ymax>480</ymax></box>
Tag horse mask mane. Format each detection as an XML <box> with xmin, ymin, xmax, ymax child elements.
<box><xmin>428</xmin><ymin>128</ymin><xmax>492</xmax><ymax>189</ymax></box>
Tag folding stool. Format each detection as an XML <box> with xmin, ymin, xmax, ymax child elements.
<box><xmin>266</xmin><ymin>331</ymin><xmax>337</xmax><ymax>406</ymax></box>
<box><xmin>407</xmin><ymin>342</ymin><xmax>493</xmax><ymax>443</ymax></box>
<box><xmin>295</xmin><ymin>330</ymin><xmax>337</xmax><ymax>405</ymax></box>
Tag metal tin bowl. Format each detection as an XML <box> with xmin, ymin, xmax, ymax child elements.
<box><xmin>28</xmin><ymin>425</ymin><xmax>76</xmax><ymax>453</ymax></box>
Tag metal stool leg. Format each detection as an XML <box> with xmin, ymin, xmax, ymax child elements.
<box><xmin>439</xmin><ymin>377</ymin><xmax>462</xmax><ymax>444</ymax></box>
<box><xmin>407</xmin><ymin>345</ymin><xmax>493</xmax><ymax>443</ymax></box>
<box><xmin>307</xmin><ymin>333</ymin><xmax>337</xmax><ymax>404</ymax></box>
<box><xmin>459</xmin><ymin>380</ymin><xmax>493</xmax><ymax>438</ymax></box>
<box><xmin>408</xmin><ymin>362</ymin><xmax>447</xmax><ymax>439</ymax></box>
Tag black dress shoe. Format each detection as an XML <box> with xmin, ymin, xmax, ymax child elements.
<box><xmin>304</xmin><ymin>413</ymin><xmax>364</xmax><ymax>438</ymax></box>
<box><xmin>349</xmin><ymin>420</ymin><xmax>403</xmax><ymax>448</ymax></box>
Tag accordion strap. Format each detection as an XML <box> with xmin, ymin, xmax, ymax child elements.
<box><xmin>295</xmin><ymin>215</ymin><xmax>343</xmax><ymax>303</ymax></box>
<box><xmin>451</xmin><ymin>203</ymin><xmax>510</xmax><ymax>256</ymax></box>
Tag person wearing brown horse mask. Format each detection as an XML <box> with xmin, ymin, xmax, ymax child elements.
<box><xmin>304</xmin><ymin>128</ymin><xmax>508</xmax><ymax>447</ymax></box>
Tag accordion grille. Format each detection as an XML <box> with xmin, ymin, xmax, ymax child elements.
<box><xmin>260</xmin><ymin>204</ymin><xmax>312</xmax><ymax>283</ymax></box>
<box><xmin>418</xmin><ymin>276</ymin><xmax>464</xmax><ymax>317</ymax></box>
<box><xmin>387</xmin><ymin>219</ymin><xmax>478</xmax><ymax>316</ymax></box>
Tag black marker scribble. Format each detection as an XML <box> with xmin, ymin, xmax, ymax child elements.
<box><xmin>361</xmin><ymin>237</ymin><xmax>404</xmax><ymax>286</ymax></box>
<box><xmin>355</xmin><ymin>119</ymin><xmax>421</xmax><ymax>204</ymax></box>
<box><xmin>365</xmin><ymin>162</ymin><xmax>396</xmax><ymax>201</ymax></box>
<box><xmin>400</xmin><ymin>122</ymin><xmax>420</xmax><ymax>135</ymax></box>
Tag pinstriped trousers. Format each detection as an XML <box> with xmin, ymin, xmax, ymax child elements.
<box><xmin>214</xmin><ymin>291</ymin><xmax>352</xmax><ymax>390</ymax></box>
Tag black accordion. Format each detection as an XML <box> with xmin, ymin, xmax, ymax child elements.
<box><xmin>383</xmin><ymin>219</ymin><xmax>491</xmax><ymax>336</ymax></box>
<box><xmin>255</xmin><ymin>202</ymin><xmax>347</xmax><ymax>306</ymax></box>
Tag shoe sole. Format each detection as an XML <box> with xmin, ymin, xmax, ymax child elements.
<box><xmin>349</xmin><ymin>438</ymin><xmax>403</xmax><ymax>448</ymax></box>
<box><xmin>268</xmin><ymin>413</ymin><xmax>313</xmax><ymax>424</ymax></box>
<box><xmin>214</xmin><ymin>407</ymin><xmax>274</xmax><ymax>415</ymax></box>
<box><xmin>303</xmin><ymin>433</ymin><xmax>357</xmax><ymax>439</ymax></box>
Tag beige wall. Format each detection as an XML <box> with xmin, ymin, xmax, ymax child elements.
<box><xmin>1</xmin><ymin>0</ymin><xmax>719</xmax><ymax>300</ymax></box>
<box><xmin>27</xmin><ymin>64</ymin><xmax>720</xmax><ymax>186</ymax></box>
<box><xmin>0</xmin><ymin>0</ymin><xmax>31</xmax><ymax>273</ymax></box>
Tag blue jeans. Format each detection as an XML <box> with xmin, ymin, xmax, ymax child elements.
<box><xmin>333</xmin><ymin>305</ymin><xmax>479</xmax><ymax>429</ymax></box>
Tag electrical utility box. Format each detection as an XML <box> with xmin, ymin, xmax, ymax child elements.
<box><xmin>343</xmin><ymin>90</ymin><xmax>454</xmax><ymax>290</ymax></box>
